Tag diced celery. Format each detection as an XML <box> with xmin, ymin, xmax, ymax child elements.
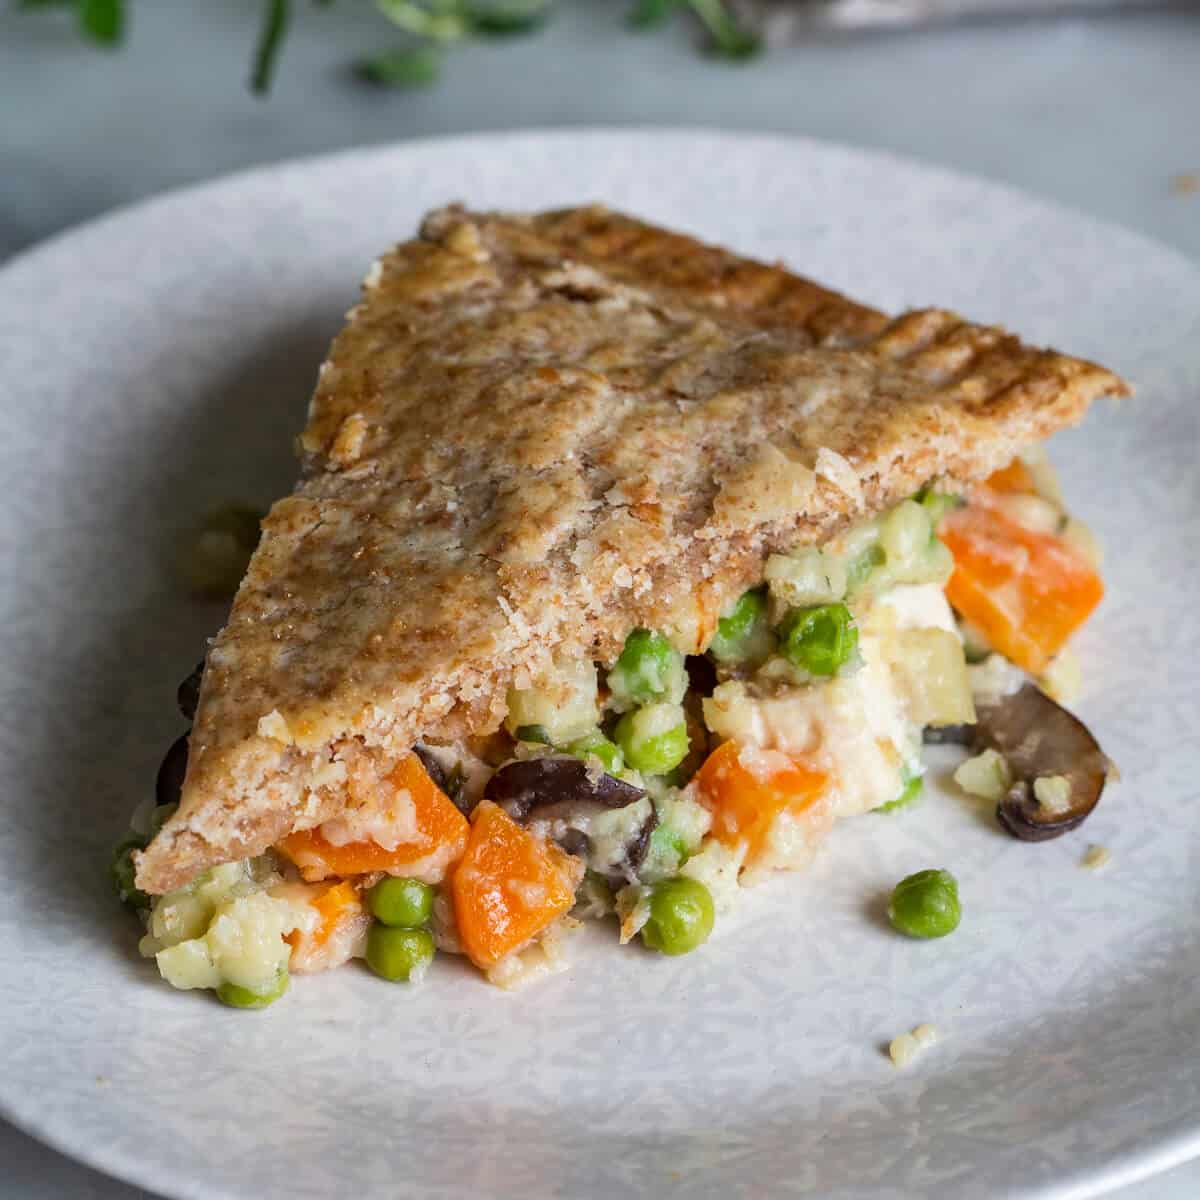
<box><xmin>505</xmin><ymin>660</ymin><xmax>600</xmax><ymax>745</ymax></box>
<box><xmin>764</xmin><ymin>548</ymin><xmax>847</xmax><ymax>609</ymax></box>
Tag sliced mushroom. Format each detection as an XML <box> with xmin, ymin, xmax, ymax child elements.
<box><xmin>922</xmin><ymin>724</ymin><xmax>973</xmax><ymax>746</ymax></box>
<box><xmin>483</xmin><ymin>756</ymin><xmax>656</xmax><ymax>885</ymax></box>
<box><xmin>177</xmin><ymin>661</ymin><xmax>205</xmax><ymax>721</ymax></box>
<box><xmin>619</xmin><ymin>810</ymin><xmax>657</xmax><ymax>882</ymax></box>
<box><xmin>156</xmin><ymin>731</ymin><xmax>190</xmax><ymax>810</ymax></box>
<box><xmin>675</xmin><ymin>703</ymin><xmax>712</xmax><ymax>785</ymax></box>
<box><xmin>416</xmin><ymin>740</ymin><xmax>496</xmax><ymax>815</ymax></box>
<box><xmin>973</xmin><ymin>683</ymin><xmax>1111</xmax><ymax>841</ymax></box>
<box><xmin>686</xmin><ymin>654</ymin><xmax>718</xmax><ymax>699</ymax></box>
<box><xmin>484</xmin><ymin>756</ymin><xmax>646</xmax><ymax>821</ymax></box>
<box><xmin>590</xmin><ymin>798</ymin><xmax>660</xmax><ymax>886</ymax></box>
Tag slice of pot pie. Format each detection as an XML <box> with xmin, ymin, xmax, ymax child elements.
<box><xmin>117</xmin><ymin>205</ymin><xmax>1128</xmax><ymax>1005</ymax></box>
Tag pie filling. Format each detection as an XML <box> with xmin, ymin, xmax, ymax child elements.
<box><xmin>121</xmin><ymin>451</ymin><xmax>1106</xmax><ymax>1003</ymax></box>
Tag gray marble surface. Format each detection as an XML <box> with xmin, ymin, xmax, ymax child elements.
<box><xmin>2</xmin><ymin>2</ymin><xmax>1198</xmax><ymax>1196</ymax></box>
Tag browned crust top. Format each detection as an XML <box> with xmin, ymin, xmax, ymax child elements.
<box><xmin>136</xmin><ymin>204</ymin><xmax>1129</xmax><ymax>893</ymax></box>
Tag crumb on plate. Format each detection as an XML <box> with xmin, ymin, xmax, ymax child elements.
<box><xmin>889</xmin><ymin>1022</ymin><xmax>939</xmax><ymax>1067</ymax></box>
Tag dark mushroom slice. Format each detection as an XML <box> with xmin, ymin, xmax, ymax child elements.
<box><xmin>484</xmin><ymin>756</ymin><xmax>646</xmax><ymax>821</ymax></box>
<box><xmin>585</xmin><ymin>798</ymin><xmax>659</xmax><ymax>887</ymax></box>
<box><xmin>484</xmin><ymin>756</ymin><xmax>656</xmax><ymax>884</ymax></box>
<box><xmin>156</xmin><ymin>731</ymin><xmax>191</xmax><ymax>810</ymax></box>
<box><xmin>176</xmin><ymin>661</ymin><xmax>205</xmax><ymax>721</ymax></box>
<box><xmin>412</xmin><ymin>743</ymin><xmax>449</xmax><ymax>794</ymax></box>
<box><xmin>619</xmin><ymin>808</ymin><xmax>657</xmax><ymax>882</ymax></box>
<box><xmin>923</xmin><ymin>723</ymin><xmax>974</xmax><ymax>746</ymax></box>
<box><xmin>973</xmin><ymin>683</ymin><xmax>1111</xmax><ymax>842</ymax></box>
<box><xmin>412</xmin><ymin>743</ymin><xmax>470</xmax><ymax>814</ymax></box>
<box><xmin>685</xmin><ymin>654</ymin><xmax>718</xmax><ymax>699</ymax></box>
<box><xmin>673</xmin><ymin>704</ymin><xmax>711</xmax><ymax>786</ymax></box>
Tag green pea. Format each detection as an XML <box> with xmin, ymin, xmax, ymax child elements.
<box><xmin>111</xmin><ymin>835</ymin><xmax>150</xmax><ymax>910</ymax></box>
<box><xmin>366</xmin><ymin>925</ymin><xmax>435</xmax><ymax>982</ymax></box>
<box><xmin>217</xmin><ymin>968</ymin><xmax>289</xmax><ymax>1010</ymax></box>
<box><xmin>876</xmin><ymin>770</ymin><xmax>923</xmax><ymax>814</ymax></box>
<box><xmin>708</xmin><ymin>588</ymin><xmax>769</xmax><ymax>664</ymax></box>
<box><xmin>649</xmin><ymin>824</ymin><xmax>690</xmax><ymax>868</ymax></box>
<box><xmin>566</xmin><ymin>730</ymin><xmax>625</xmax><ymax>774</ymax></box>
<box><xmin>779</xmin><ymin>603</ymin><xmax>858</xmax><ymax>676</ymax></box>
<box><xmin>641</xmin><ymin>878</ymin><xmax>715</xmax><ymax>956</ymax></box>
<box><xmin>608</xmin><ymin>629</ymin><xmax>685</xmax><ymax>707</ymax></box>
<box><xmin>888</xmin><ymin>869</ymin><xmax>961</xmax><ymax>939</ymax></box>
<box><xmin>614</xmin><ymin>703</ymin><xmax>689</xmax><ymax>775</ymax></box>
<box><xmin>367</xmin><ymin>877</ymin><xmax>434</xmax><ymax>928</ymax></box>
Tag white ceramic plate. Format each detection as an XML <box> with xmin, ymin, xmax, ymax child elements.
<box><xmin>1</xmin><ymin>130</ymin><xmax>1198</xmax><ymax>1200</ymax></box>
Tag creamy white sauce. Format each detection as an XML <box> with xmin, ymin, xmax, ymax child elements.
<box><xmin>871</xmin><ymin>583</ymin><xmax>959</xmax><ymax>636</ymax></box>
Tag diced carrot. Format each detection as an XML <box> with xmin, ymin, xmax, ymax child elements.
<box><xmin>450</xmin><ymin>800</ymin><xmax>578</xmax><ymax>970</ymax></box>
<box><xmin>940</xmin><ymin>503</ymin><xmax>1103</xmax><ymax>675</ymax></box>
<box><xmin>277</xmin><ymin>753</ymin><xmax>469</xmax><ymax>882</ymax></box>
<box><xmin>985</xmin><ymin>458</ymin><xmax>1037</xmax><ymax>494</ymax></box>
<box><xmin>694</xmin><ymin>740</ymin><xmax>828</xmax><ymax>864</ymax></box>
<box><xmin>284</xmin><ymin>880</ymin><xmax>362</xmax><ymax>953</ymax></box>
<box><xmin>308</xmin><ymin>881</ymin><xmax>361</xmax><ymax>948</ymax></box>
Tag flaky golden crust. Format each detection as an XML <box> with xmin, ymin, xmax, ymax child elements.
<box><xmin>136</xmin><ymin>205</ymin><xmax>1129</xmax><ymax>893</ymax></box>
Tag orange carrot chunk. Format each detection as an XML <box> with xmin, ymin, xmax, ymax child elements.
<box><xmin>277</xmin><ymin>753</ymin><xmax>469</xmax><ymax>882</ymax></box>
<box><xmin>308</xmin><ymin>881</ymin><xmax>362</xmax><ymax>947</ymax></box>
<box><xmin>940</xmin><ymin>503</ymin><xmax>1103</xmax><ymax>675</ymax></box>
<box><xmin>695</xmin><ymin>741</ymin><xmax>828</xmax><ymax>864</ymax></box>
<box><xmin>450</xmin><ymin>800</ymin><xmax>577</xmax><ymax>970</ymax></box>
<box><xmin>285</xmin><ymin>880</ymin><xmax>362</xmax><ymax>953</ymax></box>
<box><xmin>984</xmin><ymin>458</ymin><xmax>1037</xmax><ymax>494</ymax></box>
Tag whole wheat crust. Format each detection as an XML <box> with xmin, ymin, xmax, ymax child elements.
<box><xmin>135</xmin><ymin>204</ymin><xmax>1129</xmax><ymax>893</ymax></box>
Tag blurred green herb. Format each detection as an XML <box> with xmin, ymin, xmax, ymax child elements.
<box><xmin>80</xmin><ymin>0</ymin><xmax>123</xmax><ymax>42</ymax></box>
<box><xmin>466</xmin><ymin>0</ymin><xmax>552</xmax><ymax>36</ymax></box>
<box><xmin>375</xmin><ymin>0</ymin><xmax>472</xmax><ymax>42</ymax></box>
<box><xmin>19</xmin><ymin>0</ymin><xmax>760</xmax><ymax>92</ymax></box>
<box><xmin>689</xmin><ymin>0</ymin><xmax>759</xmax><ymax>57</ymax></box>
<box><xmin>627</xmin><ymin>0</ymin><xmax>677</xmax><ymax>29</ymax></box>
<box><xmin>251</xmin><ymin>0</ymin><xmax>291</xmax><ymax>93</ymax></box>
<box><xmin>19</xmin><ymin>0</ymin><xmax>125</xmax><ymax>45</ymax></box>
<box><xmin>356</xmin><ymin>44</ymin><xmax>442</xmax><ymax>86</ymax></box>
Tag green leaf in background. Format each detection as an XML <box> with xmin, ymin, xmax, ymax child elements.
<box><xmin>78</xmin><ymin>0</ymin><xmax>124</xmax><ymax>44</ymax></box>
<box><xmin>627</xmin><ymin>0</ymin><xmax>679</xmax><ymax>30</ymax></box>
<box><xmin>356</xmin><ymin>44</ymin><xmax>442</xmax><ymax>86</ymax></box>
<box><xmin>688</xmin><ymin>0</ymin><xmax>760</xmax><ymax>58</ymax></box>
<box><xmin>465</xmin><ymin>0</ymin><xmax>551</xmax><ymax>37</ymax></box>
<box><xmin>19</xmin><ymin>0</ymin><xmax>767</xmax><ymax>91</ymax></box>
<box><xmin>375</xmin><ymin>0</ymin><xmax>470</xmax><ymax>42</ymax></box>
<box><xmin>251</xmin><ymin>0</ymin><xmax>291</xmax><ymax>94</ymax></box>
